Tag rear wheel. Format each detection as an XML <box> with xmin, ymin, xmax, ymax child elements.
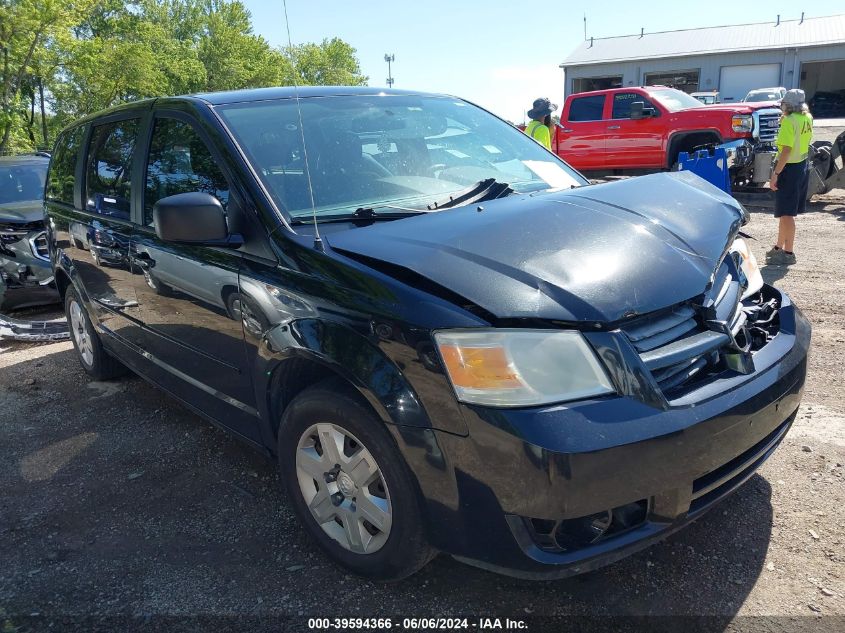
<box><xmin>65</xmin><ymin>287</ymin><xmax>127</xmax><ymax>380</ymax></box>
<box><xmin>278</xmin><ymin>381</ymin><xmax>433</xmax><ymax>580</ymax></box>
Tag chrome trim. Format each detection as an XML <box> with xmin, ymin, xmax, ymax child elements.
<box><xmin>28</xmin><ymin>230</ymin><xmax>50</xmax><ymax>262</ymax></box>
<box><xmin>752</xmin><ymin>108</ymin><xmax>781</xmax><ymax>143</ymax></box>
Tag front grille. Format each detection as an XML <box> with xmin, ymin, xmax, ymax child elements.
<box><xmin>755</xmin><ymin>111</ymin><xmax>781</xmax><ymax>143</ymax></box>
<box><xmin>30</xmin><ymin>231</ymin><xmax>49</xmax><ymax>261</ymax></box>
<box><xmin>621</xmin><ymin>258</ymin><xmax>744</xmax><ymax>397</ymax></box>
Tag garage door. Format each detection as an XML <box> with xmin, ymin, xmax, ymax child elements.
<box><xmin>720</xmin><ymin>64</ymin><xmax>781</xmax><ymax>102</ymax></box>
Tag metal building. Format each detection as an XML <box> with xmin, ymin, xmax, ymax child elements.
<box><xmin>561</xmin><ymin>14</ymin><xmax>845</xmax><ymax>108</ymax></box>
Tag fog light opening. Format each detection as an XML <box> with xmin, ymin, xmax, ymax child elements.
<box><xmin>554</xmin><ymin>510</ymin><xmax>612</xmax><ymax>551</ymax></box>
<box><xmin>526</xmin><ymin>499</ymin><xmax>649</xmax><ymax>553</ymax></box>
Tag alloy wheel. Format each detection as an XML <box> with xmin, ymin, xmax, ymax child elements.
<box><xmin>295</xmin><ymin>423</ymin><xmax>392</xmax><ymax>554</ymax></box>
<box><xmin>69</xmin><ymin>299</ymin><xmax>94</xmax><ymax>367</ymax></box>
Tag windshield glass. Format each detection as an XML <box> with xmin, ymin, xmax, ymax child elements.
<box><xmin>648</xmin><ymin>89</ymin><xmax>705</xmax><ymax>112</ymax></box>
<box><xmin>744</xmin><ymin>92</ymin><xmax>780</xmax><ymax>102</ymax></box>
<box><xmin>217</xmin><ymin>94</ymin><xmax>586</xmax><ymax>220</ymax></box>
<box><xmin>0</xmin><ymin>162</ymin><xmax>47</xmax><ymax>204</ymax></box>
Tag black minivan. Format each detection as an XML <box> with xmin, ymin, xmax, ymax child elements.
<box><xmin>45</xmin><ymin>87</ymin><xmax>810</xmax><ymax>580</ymax></box>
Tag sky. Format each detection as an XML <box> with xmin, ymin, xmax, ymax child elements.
<box><xmin>242</xmin><ymin>0</ymin><xmax>844</xmax><ymax>123</ymax></box>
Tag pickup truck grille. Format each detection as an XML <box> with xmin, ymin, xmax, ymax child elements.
<box><xmin>621</xmin><ymin>259</ymin><xmax>742</xmax><ymax>398</ymax></box>
<box><xmin>755</xmin><ymin>110</ymin><xmax>781</xmax><ymax>144</ymax></box>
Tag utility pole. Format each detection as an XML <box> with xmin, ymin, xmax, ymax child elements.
<box><xmin>384</xmin><ymin>54</ymin><xmax>395</xmax><ymax>87</ymax></box>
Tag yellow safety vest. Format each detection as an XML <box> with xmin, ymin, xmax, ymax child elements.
<box><xmin>776</xmin><ymin>112</ymin><xmax>813</xmax><ymax>163</ymax></box>
<box><xmin>525</xmin><ymin>120</ymin><xmax>551</xmax><ymax>150</ymax></box>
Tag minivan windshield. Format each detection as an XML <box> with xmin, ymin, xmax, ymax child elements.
<box><xmin>216</xmin><ymin>94</ymin><xmax>586</xmax><ymax>220</ymax></box>
<box><xmin>648</xmin><ymin>89</ymin><xmax>705</xmax><ymax>112</ymax></box>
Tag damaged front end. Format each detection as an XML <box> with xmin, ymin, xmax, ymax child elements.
<box><xmin>619</xmin><ymin>239</ymin><xmax>781</xmax><ymax>404</ymax></box>
<box><xmin>0</xmin><ymin>220</ymin><xmax>59</xmax><ymax>311</ymax></box>
<box><xmin>0</xmin><ymin>221</ymin><xmax>67</xmax><ymax>341</ymax></box>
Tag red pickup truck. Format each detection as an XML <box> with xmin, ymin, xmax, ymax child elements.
<box><xmin>551</xmin><ymin>86</ymin><xmax>781</xmax><ymax>187</ymax></box>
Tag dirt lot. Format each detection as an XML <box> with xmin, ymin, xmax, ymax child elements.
<box><xmin>1</xmin><ymin>200</ymin><xmax>844</xmax><ymax>631</ymax></box>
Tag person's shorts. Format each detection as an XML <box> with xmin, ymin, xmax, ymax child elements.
<box><xmin>774</xmin><ymin>160</ymin><xmax>809</xmax><ymax>217</ymax></box>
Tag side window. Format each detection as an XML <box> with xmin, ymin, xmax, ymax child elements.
<box><xmin>46</xmin><ymin>126</ymin><xmax>84</xmax><ymax>205</ymax></box>
<box><xmin>144</xmin><ymin>118</ymin><xmax>230</xmax><ymax>226</ymax></box>
<box><xmin>568</xmin><ymin>95</ymin><xmax>606</xmax><ymax>122</ymax></box>
<box><xmin>85</xmin><ymin>119</ymin><xmax>140</xmax><ymax>220</ymax></box>
<box><xmin>612</xmin><ymin>93</ymin><xmax>656</xmax><ymax>119</ymax></box>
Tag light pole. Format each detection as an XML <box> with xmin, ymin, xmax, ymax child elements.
<box><xmin>384</xmin><ymin>54</ymin><xmax>395</xmax><ymax>87</ymax></box>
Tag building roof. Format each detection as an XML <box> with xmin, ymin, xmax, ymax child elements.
<box><xmin>562</xmin><ymin>14</ymin><xmax>845</xmax><ymax>67</ymax></box>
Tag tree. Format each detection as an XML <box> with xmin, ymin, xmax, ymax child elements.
<box><xmin>292</xmin><ymin>38</ymin><xmax>368</xmax><ymax>87</ymax></box>
<box><xmin>197</xmin><ymin>1</ymin><xmax>293</xmax><ymax>91</ymax></box>
<box><xmin>1</xmin><ymin>0</ymin><xmax>368</xmax><ymax>154</ymax></box>
<box><xmin>0</xmin><ymin>0</ymin><xmax>93</xmax><ymax>154</ymax></box>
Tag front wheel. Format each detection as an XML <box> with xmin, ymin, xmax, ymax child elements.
<box><xmin>278</xmin><ymin>381</ymin><xmax>433</xmax><ymax>580</ymax></box>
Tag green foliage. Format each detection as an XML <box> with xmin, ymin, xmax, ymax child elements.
<box><xmin>292</xmin><ymin>38</ymin><xmax>368</xmax><ymax>87</ymax></box>
<box><xmin>0</xmin><ymin>0</ymin><xmax>368</xmax><ymax>155</ymax></box>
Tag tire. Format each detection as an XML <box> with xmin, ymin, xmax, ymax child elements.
<box><xmin>278</xmin><ymin>380</ymin><xmax>433</xmax><ymax>580</ymax></box>
<box><xmin>65</xmin><ymin>286</ymin><xmax>127</xmax><ymax>380</ymax></box>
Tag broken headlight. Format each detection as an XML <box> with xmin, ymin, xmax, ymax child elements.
<box><xmin>730</xmin><ymin>238</ymin><xmax>764</xmax><ymax>300</ymax></box>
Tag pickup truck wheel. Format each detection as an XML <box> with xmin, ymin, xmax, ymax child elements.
<box><xmin>278</xmin><ymin>381</ymin><xmax>433</xmax><ymax>580</ymax></box>
<box><xmin>65</xmin><ymin>287</ymin><xmax>127</xmax><ymax>380</ymax></box>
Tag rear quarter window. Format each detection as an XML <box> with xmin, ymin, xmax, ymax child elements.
<box><xmin>568</xmin><ymin>95</ymin><xmax>605</xmax><ymax>122</ymax></box>
<box><xmin>46</xmin><ymin>127</ymin><xmax>85</xmax><ymax>205</ymax></box>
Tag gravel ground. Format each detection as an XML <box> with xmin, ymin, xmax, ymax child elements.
<box><xmin>1</xmin><ymin>200</ymin><xmax>844</xmax><ymax>632</ymax></box>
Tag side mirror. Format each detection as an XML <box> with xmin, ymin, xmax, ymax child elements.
<box><xmin>153</xmin><ymin>192</ymin><xmax>242</xmax><ymax>247</ymax></box>
<box><xmin>630</xmin><ymin>101</ymin><xmax>657</xmax><ymax>119</ymax></box>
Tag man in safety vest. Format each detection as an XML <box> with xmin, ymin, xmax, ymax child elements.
<box><xmin>524</xmin><ymin>98</ymin><xmax>557</xmax><ymax>150</ymax></box>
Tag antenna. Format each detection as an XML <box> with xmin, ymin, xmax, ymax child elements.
<box><xmin>583</xmin><ymin>13</ymin><xmax>587</xmax><ymax>41</ymax></box>
<box><xmin>384</xmin><ymin>53</ymin><xmax>395</xmax><ymax>87</ymax></box>
<box><xmin>282</xmin><ymin>0</ymin><xmax>322</xmax><ymax>250</ymax></box>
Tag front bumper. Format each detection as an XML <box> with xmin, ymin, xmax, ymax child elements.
<box><xmin>408</xmin><ymin>286</ymin><xmax>810</xmax><ymax>578</ymax></box>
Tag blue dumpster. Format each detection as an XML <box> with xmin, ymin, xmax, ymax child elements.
<box><xmin>676</xmin><ymin>147</ymin><xmax>731</xmax><ymax>194</ymax></box>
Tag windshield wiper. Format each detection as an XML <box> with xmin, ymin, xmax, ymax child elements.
<box><xmin>290</xmin><ymin>205</ymin><xmax>427</xmax><ymax>226</ymax></box>
<box><xmin>426</xmin><ymin>178</ymin><xmax>513</xmax><ymax>211</ymax></box>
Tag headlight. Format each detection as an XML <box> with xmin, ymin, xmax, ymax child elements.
<box><xmin>730</xmin><ymin>238</ymin><xmax>763</xmax><ymax>300</ymax></box>
<box><xmin>731</xmin><ymin>114</ymin><xmax>753</xmax><ymax>133</ymax></box>
<box><xmin>433</xmin><ymin>329</ymin><xmax>615</xmax><ymax>407</ymax></box>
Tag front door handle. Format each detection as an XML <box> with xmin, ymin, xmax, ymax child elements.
<box><xmin>560</xmin><ymin>128</ymin><xmax>573</xmax><ymax>133</ymax></box>
<box><xmin>607</xmin><ymin>125</ymin><xmax>621</xmax><ymax>130</ymax></box>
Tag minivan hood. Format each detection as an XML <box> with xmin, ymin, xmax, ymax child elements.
<box><xmin>327</xmin><ymin>172</ymin><xmax>745</xmax><ymax>323</ymax></box>
<box><xmin>0</xmin><ymin>200</ymin><xmax>43</xmax><ymax>224</ymax></box>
